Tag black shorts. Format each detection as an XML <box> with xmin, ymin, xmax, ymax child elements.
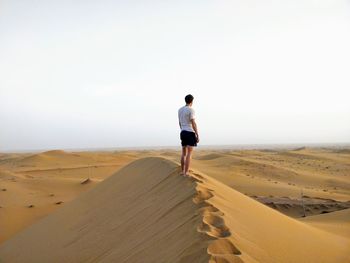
<box><xmin>180</xmin><ymin>130</ymin><xmax>197</xmax><ymax>147</ymax></box>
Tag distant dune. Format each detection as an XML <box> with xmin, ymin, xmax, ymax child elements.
<box><xmin>0</xmin><ymin>150</ymin><xmax>139</xmax><ymax>242</ymax></box>
<box><xmin>1</xmin><ymin>157</ymin><xmax>349</xmax><ymax>263</ymax></box>
<box><xmin>16</xmin><ymin>150</ymin><xmax>95</xmax><ymax>168</ymax></box>
<box><xmin>193</xmin><ymin>153</ymin><xmax>226</xmax><ymax>161</ymax></box>
<box><xmin>0</xmin><ymin>170</ymin><xmax>18</xmax><ymax>180</ymax></box>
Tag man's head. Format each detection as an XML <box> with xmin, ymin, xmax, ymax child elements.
<box><xmin>185</xmin><ymin>94</ymin><xmax>194</xmax><ymax>105</ymax></box>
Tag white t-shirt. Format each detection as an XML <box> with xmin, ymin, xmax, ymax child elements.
<box><xmin>178</xmin><ymin>105</ymin><xmax>195</xmax><ymax>132</ymax></box>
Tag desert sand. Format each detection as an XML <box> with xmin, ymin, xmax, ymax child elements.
<box><xmin>0</xmin><ymin>147</ymin><xmax>349</xmax><ymax>262</ymax></box>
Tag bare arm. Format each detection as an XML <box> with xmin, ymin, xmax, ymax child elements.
<box><xmin>191</xmin><ymin>119</ymin><xmax>199</xmax><ymax>142</ymax></box>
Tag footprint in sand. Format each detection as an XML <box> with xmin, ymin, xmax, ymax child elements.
<box><xmin>208</xmin><ymin>239</ymin><xmax>243</xmax><ymax>263</ymax></box>
<box><xmin>192</xmin><ymin>176</ymin><xmax>243</xmax><ymax>262</ymax></box>
<box><xmin>194</xmin><ymin>187</ymin><xmax>231</xmax><ymax>237</ymax></box>
<box><xmin>203</xmin><ymin>214</ymin><xmax>231</xmax><ymax>238</ymax></box>
<box><xmin>208</xmin><ymin>239</ymin><xmax>241</xmax><ymax>255</ymax></box>
<box><xmin>192</xmin><ymin>172</ymin><xmax>204</xmax><ymax>179</ymax></box>
<box><xmin>193</xmin><ymin>189</ymin><xmax>214</xmax><ymax>205</ymax></box>
<box><xmin>191</xmin><ymin>172</ymin><xmax>206</xmax><ymax>183</ymax></box>
<box><xmin>198</xmin><ymin>204</ymin><xmax>221</xmax><ymax>214</ymax></box>
<box><xmin>187</xmin><ymin>176</ymin><xmax>204</xmax><ymax>184</ymax></box>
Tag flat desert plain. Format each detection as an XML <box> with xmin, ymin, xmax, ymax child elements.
<box><xmin>0</xmin><ymin>147</ymin><xmax>349</xmax><ymax>262</ymax></box>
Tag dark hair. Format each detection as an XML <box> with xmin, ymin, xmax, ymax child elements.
<box><xmin>185</xmin><ymin>94</ymin><xmax>194</xmax><ymax>104</ymax></box>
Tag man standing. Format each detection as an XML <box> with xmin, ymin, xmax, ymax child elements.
<box><xmin>178</xmin><ymin>94</ymin><xmax>199</xmax><ymax>177</ymax></box>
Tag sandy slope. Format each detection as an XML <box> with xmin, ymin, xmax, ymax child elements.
<box><xmin>1</xmin><ymin>157</ymin><xmax>349</xmax><ymax>263</ymax></box>
<box><xmin>190</xmin><ymin>169</ymin><xmax>350</xmax><ymax>263</ymax></box>
<box><xmin>0</xmin><ymin>150</ymin><xmax>139</xmax><ymax>243</ymax></box>
<box><xmin>300</xmin><ymin>208</ymin><xmax>350</xmax><ymax>238</ymax></box>
<box><xmin>0</xmin><ymin>158</ymin><xmax>211</xmax><ymax>263</ymax></box>
<box><xmin>187</xmin><ymin>148</ymin><xmax>350</xmax><ymax>218</ymax></box>
<box><xmin>1</xmin><ymin>148</ymin><xmax>350</xmax><ymax>244</ymax></box>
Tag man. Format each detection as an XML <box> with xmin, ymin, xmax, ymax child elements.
<box><xmin>178</xmin><ymin>94</ymin><xmax>199</xmax><ymax>177</ymax></box>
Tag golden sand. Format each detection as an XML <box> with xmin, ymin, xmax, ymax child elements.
<box><xmin>0</xmin><ymin>148</ymin><xmax>349</xmax><ymax>262</ymax></box>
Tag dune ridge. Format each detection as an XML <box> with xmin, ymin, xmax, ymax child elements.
<box><xmin>0</xmin><ymin>157</ymin><xmax>213</xmax><ymax>262</ymax></box>
<box><xmin>0</xmin><ymin>157</ymin><xmax>349</xmax><ymax>263</ymax></box>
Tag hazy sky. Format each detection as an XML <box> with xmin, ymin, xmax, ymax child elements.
<box><xmin>1</xmin><ymin>0</ymin><xmax>350</xmax><ymax>151</ymax></box>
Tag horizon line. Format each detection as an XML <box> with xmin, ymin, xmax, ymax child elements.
<box><xmin>1</xmin><ymin>142</ymin><xmax>350</xmax><ymax>153</ymax></box>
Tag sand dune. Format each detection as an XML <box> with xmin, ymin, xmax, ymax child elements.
<box><xmin>189</xmin><ymin>148</ymin><xmax>350</xmax><ymax>218</ymax></box>
<box><xmin>193</xmin><ymin>153</ymin><xmax>226</xmax><ymax>161</ymax></box>
<box><xmin>15</xmin><ymin>150</ymin><xmax>97</xmax><ymax>169</ymax></box>
<box><xmin>0</xmin><ymin>151</ymin><xmax>139</xmax><ymax>242</ymax></box>
<box><xmin>1</xmin><ymin>157</ymin><xmax>349</xmax><ymax>263</ymax></box>
<box><xmin>0</xmin><ymin>158</ymin><xmax>211</xmax><ymax>262</ymax></box>
<box><xmin>190</xmin><ymin>169</ymin><xmax>350</xmax><ymax>263</ymax></box>
<box><xmin>301</xmin><ymin>208</ymin><xmax>350</xmax><ymax>238</ymax></box>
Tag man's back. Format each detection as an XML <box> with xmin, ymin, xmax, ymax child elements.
<box><xmin>178</xmin><ymin>94</ymin><xmax>198</xmax><ymax>177</ymax></box>
<box><xmin>178</xmin><ymin>105</ymin><xmax>195</xmax><ymax>132</ymax></box>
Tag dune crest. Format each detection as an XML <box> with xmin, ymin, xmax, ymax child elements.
<box><xmin>0</xmin><ymin>157</ymin><xmax>212</xmax><ymax>262</ymax></box>
<box><xmin>0</xmin><ymin>157</ymin><xmax>349</xmax><ymax>263</ymax></box>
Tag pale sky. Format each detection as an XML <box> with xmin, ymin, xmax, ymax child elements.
<box><xmin>1</xmin><ymin>0</ymin><xmax>350</xmax><ymax>151</ymax></box>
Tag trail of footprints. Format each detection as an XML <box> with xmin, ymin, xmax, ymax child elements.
<box><xmin>190</xmin><ymin>172</ymin><xmax>244</xmax><ymax>263</ymax></box>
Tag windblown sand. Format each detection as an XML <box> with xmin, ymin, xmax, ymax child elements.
<box><xmin>0</xmin><ymin>148</ymin><xmax>349</xmax><ymax>262</ymax></box>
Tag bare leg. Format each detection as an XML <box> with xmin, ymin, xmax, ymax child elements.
<box><xmin>184</xmin><ymin>146</ymin><xmax>193</xmax><ymax>176</ymax></box>
<box><xmin>181</xmin><ymin>146</ymin><xmax>187</xmax><ymax>174</ymax></box>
